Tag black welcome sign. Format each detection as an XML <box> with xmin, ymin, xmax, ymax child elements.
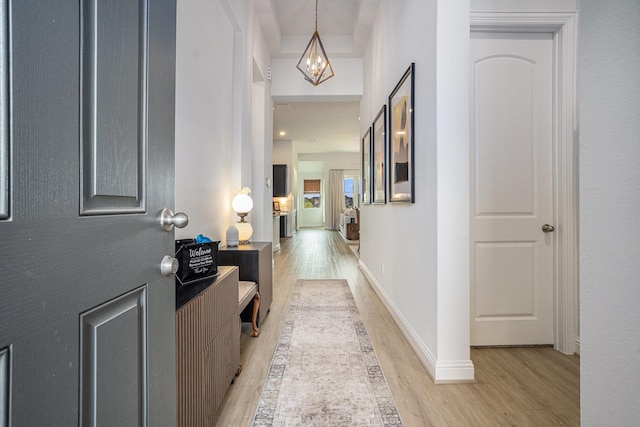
<box><xmin>175</xmin><ymin>239</ymin><xmax>220</xmax><ymax>285</ymax></box>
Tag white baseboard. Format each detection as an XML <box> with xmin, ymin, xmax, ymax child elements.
<box><xmin>358</xmin><ymin>260</ymin><xmax>475</xmax><ymax>383</ymax></box>
<box><xmin>575</xmin><ymin>336</ymin><xmax>580</xmax><ymax>356</ymax></box>
<box><xmin>432</xmin><ymin>360</ymin><xmax>476</xmax><ymax>384</ymax></box>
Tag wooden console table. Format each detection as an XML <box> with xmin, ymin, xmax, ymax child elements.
<box><xmin>218</xmin><ymin>242</ymin><xmax>272</xmax><ymax>326</ymax></box>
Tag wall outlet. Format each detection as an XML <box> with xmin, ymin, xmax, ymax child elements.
<box><xmin>381</xmin><ymin>264</ymin><xmax>384</xmax><ymax>275</ymax></box>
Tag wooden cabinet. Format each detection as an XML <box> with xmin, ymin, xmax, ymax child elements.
<box><xmin>273</xmin><ymin>164</ymin><xmax>287</xmax><ymax>197</ymax></box>
<box><xmin>175</xmin><ymin>266</ymin><xmax>239</xmax><ymax>427</ymax></box>
<box><xmin>218</xmin><ymin>242</ymin><xmax>272</xmax><ymax>325</ymax></box>
<box><xmin>346</xmin><ymin>223</ymin><xmax>359</xmax><ymax>241</ymax></box>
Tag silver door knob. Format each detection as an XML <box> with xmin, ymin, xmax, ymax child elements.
<box><xmin>160</xmin><ymin>208</ymin><xmax>189</xmax><ymax>231</ymax></box>
<box><xmin>160</xmin><ymin>255</ymin><xmax>179</xmax><ymax>277</ymax></box>
<box><xmin>542</xmin><ymin>224</ymin><xmax>555</xmax><ymax>233</ymax></box>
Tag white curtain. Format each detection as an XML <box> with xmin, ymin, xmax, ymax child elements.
<box><xmin>328</xmin><ymin>169</ymin><xmax>345</xmax><ymax>230</ymax></box>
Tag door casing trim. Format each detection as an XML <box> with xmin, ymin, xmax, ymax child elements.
<box><xmin>470</xmin><ymin>12</ymin><xmax>579</xmax><ymax>355</ymax></box>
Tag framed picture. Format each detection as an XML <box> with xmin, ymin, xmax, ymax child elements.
<box><xmin>361</xmin><ymin>127</ymin><xmax>372</xmax><ymax>204</ymax></box>
<box><xmin>273</xmin><ymin>201</ymin><xmax>280</xmax><ymax>211</ymax></box>
<box><xmin>388</xmin><ymin>63</ymin><xmax>415</xmax><ymax>203</ymax></box>
<box><xmin>372</xmin><ymin>105</ymin><xmax>387</xmax><ymax>204</ymax></box>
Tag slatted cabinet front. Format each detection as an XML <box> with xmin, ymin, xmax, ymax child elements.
<box><xmin>176</xmin><ymin>266</ymin><xmax>240</xmax><ymax>426</ymax></box>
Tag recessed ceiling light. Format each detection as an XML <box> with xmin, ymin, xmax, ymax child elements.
<box><xmin>279</xmin><ymin>131</ymin><xmax>286</xmax><ymax>136</ymax></box>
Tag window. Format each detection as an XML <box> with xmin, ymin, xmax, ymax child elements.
<box><xmin>303</xmin><ymin>179</ymin><xmax>321</xmax><ymax>208</ymax></box>
<box><xmin>344</xmin><ymin>177</ymin><xmax>354</xmax><ymax>208</ymax></box>
<box><xmin>344</xmin><ymin>174</ymin><xmax>360</xmax><ymax>208</ymax></box>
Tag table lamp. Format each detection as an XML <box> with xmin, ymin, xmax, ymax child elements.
<box><xmin>232</xmin><ymin>187</ymin><xmax>253</xmax><ymax>244</ymax></box>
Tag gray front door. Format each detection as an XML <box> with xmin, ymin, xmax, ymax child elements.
<box><xmin>0</xmin><ymin>1</ymin><xmax>177</xmax><ymax>425</ymax></box>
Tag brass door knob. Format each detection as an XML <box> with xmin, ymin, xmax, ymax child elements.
<box><xmin>542</xmin><ymin>224</ymin><xmax>555</xmax><ymax>233</ymax></box>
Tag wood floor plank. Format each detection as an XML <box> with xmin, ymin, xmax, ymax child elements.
<box><xmin>211</xmin><ymin>229</ymin><xmax>580</xmax><ymax>426</ymax></box>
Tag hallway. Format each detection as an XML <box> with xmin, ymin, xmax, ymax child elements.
<box><xmin>213</xmin><ymin>229</ymin><xmax>580</xmax><ymax>426</ymax></box>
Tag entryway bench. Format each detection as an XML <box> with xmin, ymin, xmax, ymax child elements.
<box><xmin>238</xmin><ymin>280</ymin><xmax>260</xmax><ymax>338</ymax></box>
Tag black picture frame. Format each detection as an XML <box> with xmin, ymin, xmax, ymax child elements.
<box><xmin>361</xmin><ymin>127</ymin><xmax>372</xmax><ymax>204</ymax></box>
<box><xmin>372</xmin><ymin>105</ymin><xmax>387</xmax><ymax>204</ymax></box>
<box><xmin>388</xmin><ymin>63</ymin><xmax>415</xmax><ymax>203</ymax></box>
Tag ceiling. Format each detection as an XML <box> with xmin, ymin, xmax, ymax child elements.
<box><xmin>256</xmin><ymin>0</ymin><xmax>379</xmax><ymax>154</ymax></box>
<box><xmin>273</xmin><ymin>101</ymin><xmax>361</xmax><ymax>154</ymax></box>
<box><xmin>275</xmin><ymin>0</ymin><xmax>360</xmax><ymax>38</ymax></box>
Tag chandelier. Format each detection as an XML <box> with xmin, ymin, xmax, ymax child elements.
<box><xmin>295</xmin><ymin>0</ymin><xmax>335</xmax><ymax>86</ymax></box>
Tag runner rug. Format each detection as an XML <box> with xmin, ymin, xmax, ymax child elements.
<box><xmin>252</xmin><ymin>279</ymin><xmax>404</xmax><ymax>426</ymax></box>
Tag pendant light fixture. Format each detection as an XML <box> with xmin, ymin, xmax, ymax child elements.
<box><xmin>296</xmin><ymin>0</ymin><xmax>335</xmax><ymax>86</ymax></box>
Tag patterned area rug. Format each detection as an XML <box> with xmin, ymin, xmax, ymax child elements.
<box><xmin>252</xmin><ymin>279</ymin><xmax>404</xmax><ymax>426</ymax></box>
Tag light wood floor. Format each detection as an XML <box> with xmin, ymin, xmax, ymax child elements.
<box><xmin>213</xmin><ymin>229</ymin><xmax>580</xmax><ymax>426</ymax></box>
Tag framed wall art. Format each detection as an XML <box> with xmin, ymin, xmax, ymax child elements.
<box><xmin>372</xmin><ymin>105</ymin><xmax>387</xmax><ymax>204</ymax></box>
<box><xmin>388</xmin><ymin>63</ymin><xmax>415</xmax><ymax>203</ymax></box>
<box><xmin>361</xmin><ymin>127</ymin><xmax>372</xmax><ymax>204</ymax></box>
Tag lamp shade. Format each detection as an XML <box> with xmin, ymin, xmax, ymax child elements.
<box><xmin>231</xmin><ymin>187</ymin><xmax>253</xmax><ymax>244</ymax></box>
<box><xmin>232</xmin><ymin>192</ymin><xmax>253</xmax><ymax>214</ymax></box>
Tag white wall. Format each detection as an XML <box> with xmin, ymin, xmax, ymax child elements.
<box><xmin>579</xmin><ymin>0</ymin><xmax>640</xmax><ymax>424</ymax></box>
<box><xmin>271</xmin><ymin>57</ymin><xmax>363</xmax><ymax>100</ymax></box>
<box><xmin>298</xmin><ymin>152</ymin><xmax>360</xmax><ymax>171</ymax></box>
<box><xmin>435</xmin><ymin>0</ymin><xmax>472</xmax><ymax>369</ymax></box>
<box><xmin>251</xmin><ymin>77</ymin><xmax>273</xmax><ymax>243</ymax></box>
<box><xmin>175</xmin><ymin>0</ymin><xmax>272</xmax><ymax>247</ymax></box>
<box><xmin>175</xmin><ymin>0</ymin><xmax>235</xmax><ymax>243</ymax></box>
<box><xmin>273</xmin><ymin>140</ymin><xmax>293</xmax><ymax>176</ymax></box>
<box><xmin>360</xmin><ymin>0</ymin><xmax>439</xmax><ymax>378</ymax></box>
<box><xmin>359</xmin><ymin>0</ymin><xmax>474</xmax><ymax>381</ymax></box>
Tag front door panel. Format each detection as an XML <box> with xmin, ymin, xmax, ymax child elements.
<box><xmin>80</xmin><ymin>287</ymin><xmax>147</xmax><ymax>427</ymax></box>
<box><xmin>0</xmin><ymin>1</ymin><xmax>176</xmax><ymax>425</ymax></box>
<box><xmin>81</xmin><ymin>0</ymin><xmax>149</xmax><ymax>214</ymax></box>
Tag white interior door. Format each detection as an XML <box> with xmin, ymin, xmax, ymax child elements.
<box><xmin>470</xmin><ymin>32</ymin><xmax>555</xmax><ymax>346</ymax></box>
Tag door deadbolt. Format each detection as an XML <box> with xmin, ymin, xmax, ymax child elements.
<box><xmin>160</xmin><ymin>255</ymin><xmax>179</xmax><ymax>277</ymax></box>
